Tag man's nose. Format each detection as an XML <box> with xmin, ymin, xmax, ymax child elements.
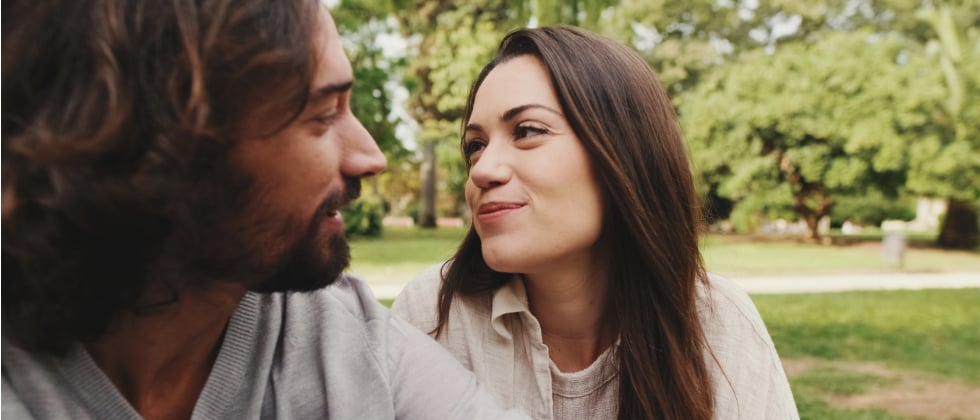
<box><xmin>342</xmin><ymin>117</ymin><xmax>387</xmax><ymax>178</ymax></box>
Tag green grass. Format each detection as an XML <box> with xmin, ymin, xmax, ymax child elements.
<box><xmin>793</xmin><ymin>393</ymin><xmax>906</xmax><ymax>420</ymax></box>
<box><xmin>701</xmin><ymin>235</ymin><xmax>980</xmax><ymax>276</ymax></box>
<box><xmin>791</xmin><ymin>367</ymin><xmax>897</xmax><ymax>396</ymax></box>
<box><xmin>349</xmin><ymin>227</ymin><xmax>466</xmax><ymax>284</ymax></box>
<box><xmin>790</xmin><ymin>368</ymin><xmax>905</xmax><ymax>419</ymax></box>
<box><xmin>754</xmin><ymin>288</ymin><xmax>980</xmax><ymax>385</ymax></box>
<box><xmin>350</xmin><ymin>226</ymin><xmax>466</xmax><ymax>265</ymax></box>
<box><xmin>350</xmin><ymin>227</ymin><xmax>980</xmax><ymax>283</ymax></box>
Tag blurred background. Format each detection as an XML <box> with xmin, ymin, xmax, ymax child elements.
<box><xmin>329</xmin><ymin>0</ymin><xmax>978</xmax><ymax>249</ymax></box>
<box><xmin>329</xmin><ymin>1</ymin><xmax>979</xmax><ymax>418</ymax></box>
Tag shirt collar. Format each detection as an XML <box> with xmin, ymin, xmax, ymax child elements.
<box><xmin>490</xmin><ymin>274</ymin><xmax>531</xmax><ymax>339</ymax></box>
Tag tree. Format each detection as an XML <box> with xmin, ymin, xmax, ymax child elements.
<box><xmin>388</xmin><ymin>0</ymin><xmax>516</xmax><ymax>226</ymax></box>
<box><xmin>680</xmin><ymin>30</ymin><xmax>946</xmax><ymax>240</ymax></box>
<box><xmin>907</xmin><ymin>3</ymin><xmax>980</xmax><ymax>248</ymax></box>
<box><xmin>332</xmin><ymin>1</ymin><xmax>414</xmax><ymax>210</ymax></box>
<box><xmin>607</xmin><ymin>0</ymin><xmax>951</xmax><ymax>94</ymax></box>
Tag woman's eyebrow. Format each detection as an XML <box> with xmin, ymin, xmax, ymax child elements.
<box><xmin>465</xmin><ymin>103</ymin><xmax>563</xmax><ymax>134</ymax></box>
<box><xmin>464</xmin><ymin>123</ymin><xmax>485</xmax><ymax>135</ymax></box>
<box><xmin>500</xmin><ymin>103</ymin><xmax>562</xmax><ymax>122</ymax></box>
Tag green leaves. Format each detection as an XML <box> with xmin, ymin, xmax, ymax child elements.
<box><xmin>679</xmin><ymin>30</ymin><xmax>950</xmax><ymax>236</ymax></box>
<box><xmin>331</xmin><ymin>0</ymin><xmax>978</xmax><ymax>237</ymax></box>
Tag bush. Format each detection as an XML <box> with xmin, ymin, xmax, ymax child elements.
<box><xmin>405</xmin><ymin>202</ymin><xmax>419</xmax><ymax>225</ymax></box>
<box><xmin>728</xmin><ymin>188</ymin><xmax>797</xmax><ymax>233</ymax></box>
<box><xmin>341</xmin><ymin>195</ymin><xmax>387</xmax><ymax>238</ymax></box>
<box><xmin>831</xmin><ymin>194</ymin><xmax>915</xmax><ymax>227</ymax></box>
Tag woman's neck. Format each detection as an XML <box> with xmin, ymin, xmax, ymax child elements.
<box><xmin>524</xmin><ymin>263</ymin><xmax>614</xmax><ymax>373</ymax></box>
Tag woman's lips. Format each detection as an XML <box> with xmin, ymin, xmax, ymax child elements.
<box><xmin>478</xmin><ymin>202</ymin><xmax>524</xmax><ymax>214</ymax></box>
<box><xmin>476</xmin><ymin>202</ymin><xmax>525</xmax><ymax>224</ymax></box>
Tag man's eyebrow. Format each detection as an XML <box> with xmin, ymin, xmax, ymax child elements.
<box><xmin>465</xmin><ymin>103</ymin><xmax>562</xmax><ymax>135</ymax></box>
<box><xmin>309</xmin><ymin>80</ymin><xmax>354</xmax><ymax>103</ymax></box>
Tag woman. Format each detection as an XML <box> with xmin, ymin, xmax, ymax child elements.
<box><xmin>392</xmin><ymin>26</ymin><xmax>797</xmax><ymax>420</ymax></box>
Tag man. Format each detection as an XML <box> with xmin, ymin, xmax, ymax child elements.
<box><xmin>1</xmin><ymin>1</ymin><xmax>527</xmax><ymax>419</ymax></box>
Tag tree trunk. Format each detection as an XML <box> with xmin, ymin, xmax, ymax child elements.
<box><xmin>936</xmin><ymin>198</ymin><xmax>979</xmax><ymax>249</ymax></box>
<box><xmin>803</xmin><ymin>214</ymin><xmax>820</xmax><ymax>241</ymax></box>
<box><xmin>780</xmin><ymin>153</ymin><xmax>832</xmax><ymax>241</ymax></box>
<box><xmin>418</xmin><ymin>141</ymin><xmax>438</xmax><ymax>228</ymax></box>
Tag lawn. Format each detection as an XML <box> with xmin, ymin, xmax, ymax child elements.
<box><xmin>701</xmin><ymin>234</ymin><xmax>980</xmax><ymax>276</ymax></box>
<box><xmin>790</xmin><ymin>367</ymin><xmax>905</xmax><ymax>420</ymax></box>
<box><xmin>755</xmin><ymin>288</ymin><xmax>980</xmax><ymax>385</ymax></box>
<box><xmin>350</xmin><ymin>226</ymin><xmax>980</xmax><ymax>283</ymax></box>
<box><xmin>757</xmin><ymin>288</ymin><xmax>980</xmax><ymax>419</ymax></box>
<box><xmin>349</xmin><ymin>227</ymin><xmax>466</xmax><ymax>285</ymax></box>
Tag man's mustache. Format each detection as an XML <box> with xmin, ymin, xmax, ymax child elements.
<box><xmin>314</xmin><ymin>177</ymin><xmax>361</xmax><ymax>219</ymax></box>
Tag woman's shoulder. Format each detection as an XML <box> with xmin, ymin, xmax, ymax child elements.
<box><xmin>698</xmin><ymin>274</ymin><xmax>800</xmax><ymax>418</ymax></box>
<box><xmin>390</xmin><ymin>262</ymin><xmax>446</xmax><ymax>327</ymax></box>
<box><xmin>399</xmin><ymin>263</ymin><xmax>446</xmax><ymax>300</ymax></box>
<box><xmin>698</xmin><ymin>273</ymin><xmax>775</xmax><ymax>349</ymax></box>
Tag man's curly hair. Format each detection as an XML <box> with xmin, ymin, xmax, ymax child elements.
<box><xmin>2</xmin><ymin>0</ymin><xmax>322</xmax><ymax>356</ymax></box>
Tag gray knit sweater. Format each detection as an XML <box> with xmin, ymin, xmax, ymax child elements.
<box><xmin>2</xmin><ymin>275</ymin><xmax>528</xmax><ymax>420</ymax></box>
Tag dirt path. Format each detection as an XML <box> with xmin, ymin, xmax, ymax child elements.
<box><xmin>783</xmin><ymin>358</ymin><xmax>980</xmax><ymax>420</ymax></box>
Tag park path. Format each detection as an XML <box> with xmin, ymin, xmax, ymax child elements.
<box><xmin>365</xmin><ymin>271</ymin><xmax>980</xmax><ymax>299</ymax></box>
<box><xmin>730</xmin><ymin>271</ymin><xmax>980</xmax><ymax>294</ymax></box>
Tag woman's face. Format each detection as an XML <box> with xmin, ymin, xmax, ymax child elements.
<box><xmin>463</xmin><ymin>55</ymin><xmax>604</xmax><ymax>276</ymax></box>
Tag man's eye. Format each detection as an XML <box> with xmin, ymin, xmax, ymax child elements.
<box><xmin>315</xmin><ymin>110</ymin><xmax>341</xmax><ymax>125</ymax></box>
<box><xmin>313</xmin><ymin>94</ymin><xmax>347</xmax><ymax>126</ymax></box>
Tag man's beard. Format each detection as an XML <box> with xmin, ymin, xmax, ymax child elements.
<box><xmin>247</xmin><ymin>178</ymin><xmax>361</xmax><ymax>294</ymax></box>
<box><xmin>195</xmin><ymin>174</ymin><xmax>361</xmax><ymax>293</ymax></box>
<box><xmin>248</xmin><ymin>205</ymin><xmax>351</xmax><ymax>293</ymax></box>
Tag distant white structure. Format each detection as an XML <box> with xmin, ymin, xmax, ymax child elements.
<box><xmin>841</xmin><ymin>220</ymin><xmax>863</xmax><ymax>235</ymax></box>
<box><xmin>881</xmin><ymin>219</ymin><xmax>908</xmax><ymax>232</ymax></box>
<box><xmin>818</xmin><ymin>216</ymin><xmax>831</xmax><ymax>236</ymax></box>
<box><xmin>912</xmin><ymin>197</ymin><xmax>946</xmax><ymax>231</ymax></box>
<box><xmin>881</xmin><ymin>197</ymin><xmax>946</xmax><ymax>233</ymax></box>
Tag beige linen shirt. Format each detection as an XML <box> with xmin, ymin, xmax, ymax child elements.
<box><xmin>392</xmin><ymin>264</ymin><xmax>799</xmax><ymax>420</ymax></box>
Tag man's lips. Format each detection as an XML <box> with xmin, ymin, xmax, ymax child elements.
<box><xmin>316</xmin><ymin>177</ymin><xmax>362</xmax><ymax>219</ymax></box>
<box><xmin>477</xmin><ymin>202</ymin><xmax>525</xmax><ymax>215</ymax></box>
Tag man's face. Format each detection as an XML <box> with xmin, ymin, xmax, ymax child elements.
<box><xmin>227</xmin><ymin>10</ymin><xmax>386</xmax><ymax>293</ymax></box>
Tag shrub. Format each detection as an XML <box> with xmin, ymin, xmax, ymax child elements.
<box><xmin>341</xmin><ymin>195</ymin><xmax>387</xmax><ymax>238</ymax></box>
<box><xmin>728</xmin><ymin>189</ymin><xmax>797</xmax><ymax>233</ymax></box>
<box><xmin>831</xmin><ymin>194</ymin><xmax>915</xmax><ymax>227</ymax></box>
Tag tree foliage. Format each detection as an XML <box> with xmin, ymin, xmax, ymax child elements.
<box><xmin>387</xmin><ymin>0</ymin><xmax>515</xmax><ymax>226</ymax></box>
<box><xmin>331</xmin><ymin>0</ymin><xmax>979</xmax><ymax>244</ymax></box>
<box><xmin>910</xmin><ymin>3</ymin><xmax>980</xmax><ymax>248</ymax></box>
<box><xmin>680</xmin><ymin>31</ymin><xmax>946</xmax><ymax>239</ymax></box>
<box><xmin>332</xmin><ymin>2</ymin><xmax>412</xmax><ymax>208</ymax></box>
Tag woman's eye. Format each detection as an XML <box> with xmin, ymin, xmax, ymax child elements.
<box><xmin>464</xmin><ymin>140</ymin><xmax>486</xmax><ymax>161</ymax></box>
<box><xmin>514</xmin><ymin>124</ymin><xmax>547</xmax><ymax>139</ymax></box>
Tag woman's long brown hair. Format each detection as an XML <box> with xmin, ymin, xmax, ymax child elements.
<box><xmin>434</xmin><ymin>26</ymin><xmax>714</xmax><ymax>420</ymax></box>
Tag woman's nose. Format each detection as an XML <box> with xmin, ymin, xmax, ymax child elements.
<box><xmin>467</xmin><ymin>141</ymin><xmax>512</xmax><ymax>189</ymax></box>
